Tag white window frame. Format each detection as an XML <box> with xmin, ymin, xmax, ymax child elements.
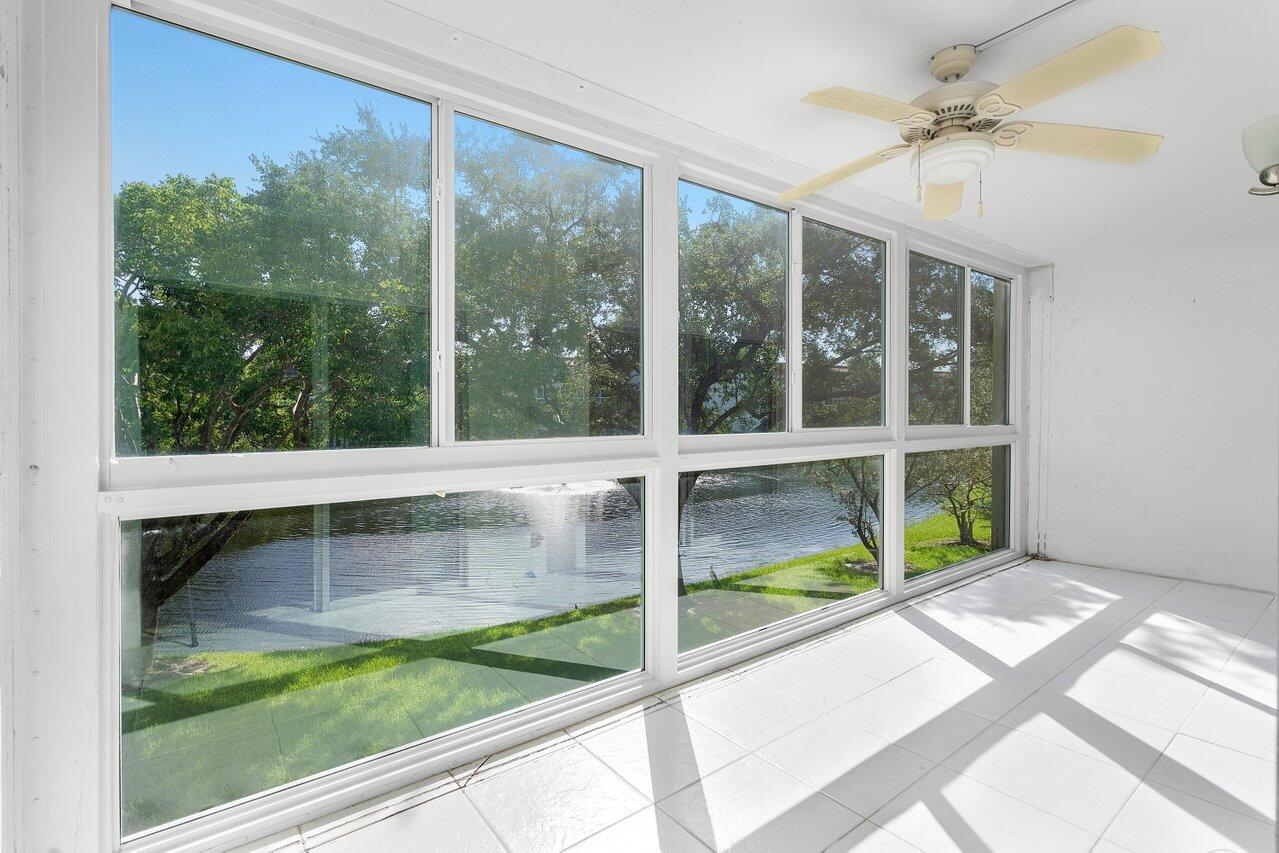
<box><xmin>14</xmin><ymin>1</ymin><xmax>1031</xmax><ymax>849</ymax></box>
<box><xmin>792</xmin><ymin>211</ymin><xmax>891</xmax><ymax>434</ymax></box>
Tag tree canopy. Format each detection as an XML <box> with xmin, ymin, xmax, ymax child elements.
<box><xmin>908</xmin><ymin>251</ymin><xmax>964</xmax><ymax>426</ymax></box>
<box><xmin>678</xmin><ymin>186</ymin><xmax>787</xmax><ymax>435</ymax></box>
<box><xmin>801</xmin><ymin>220</ymin><xmax>884</xmax><ymax>428</ymax></box>
<box><xmin>453</xmin><ymin>116</ymin><xmax>643</xmax><ymax>440</ymax></box>
<box><xmin>114</xmin><ymin>105</ymin><xmax>432</xmax><ymax>456</ymax></box>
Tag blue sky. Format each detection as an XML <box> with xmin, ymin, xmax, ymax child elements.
<box><xmin>679</xmin><ymin>180</ymin><xmax>786</xmax><ymax>230</ymax></box>
<box><xmin>110</xmin><ymin>8</ymin><xmax>430</xmax><ymax>191</ymax></box>
<box><xmin>111</xmin><ymin>8</ymin><xmax>755</xmax><ymax>233</ymax></box>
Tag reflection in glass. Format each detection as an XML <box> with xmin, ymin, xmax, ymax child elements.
<box><xmin>112</xmin><ymin>9</ymin><xmax>432</xmax><ymax>456</ymax></box>
<box><xmin>802</xmin><ymin>219</ymin><xmax>884</xmax><ymax>427</ymax></box>
<box><xmin>677</xmin><ymin>457</ymin><xmax>882</xmax><ymax>653</ymax></box>
<box><xmin>120</xmin><ymin>481</ymin><xmax>643</xmax><ymax>834</ymax></box>
<box><xmin>904</xmin><ymin>445</ymin><xmax>1010</xmax><ymax>579</ymax></box>
<box><xmin>678</xmin><ymin>181</ymin><xmax>787</xmax><ymax>434</ymax></box>
<box><xmin>453</xmin><ymin>114</ymin><xmax>643</xmax><ymax>441</ymax></box>
<box><xmin>908</xmin><ymin>252</ymin><xmax>964</xmax><ymax>425</ymax></box>
<box><xmin>970</xmin><ymin>271</ymin><xmax>1010</xmax><ymax>425</ymax></box>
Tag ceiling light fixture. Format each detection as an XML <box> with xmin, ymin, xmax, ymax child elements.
<box><xmin>911</xmin><ymin>131</ymin><xmax>996</xmax><ymax>187</ymax></box>
<box><xmin>1242</xmin><ymin>115</ymin><xmax>1279</xmax><ymax>196</ymax></box>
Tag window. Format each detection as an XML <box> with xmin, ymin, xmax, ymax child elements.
<box><xmin>970</xmin><ymin>271</ymin><xmax>1011</xmax><ymax>425</ymax></box>
<box><xmin>904</xmin><ymin>445</ymin><xmax>1010</xmax><ymax>580</ymax></box>
<box><xmin>802</xmin><ymin>219</ymin><xmax>885</xmax><ymax>428</ymax></box>
<box><xmin>908</xmin><ymin>252</ymin><xmax>964</xmax><ymax>425</ymax></box>
<box><xmin>119</xmin><ymin>480</ymin><xmax>643</xmax><ymax>834</ymax></box>
<box><xmin>678</xmin><ymin>457</ymin><xmax>882</xmax><ymax>652</ymax></box>
<box><xmin>679</xmin><ymin>181</ymin><xmax>787</xmax><ymax>434</ymax></box>
<box><xmin>453</xmin><ymin>115</ymin><xmax>644</xmax><ymax>441</ymax></box>
<box><xmin>112</xmin><ymin>10</ymin><xmax>433</xmax><ymax>456</ymax></box>
<box><xmin>106</xmin><ymin>8</ymin><xmax>1026</xmax><ymax>842</ymax></box>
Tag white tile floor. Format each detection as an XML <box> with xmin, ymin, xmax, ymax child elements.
<box><xmin>249</xmin><ymin>561</ymin><xmax>1277</xmax><ymax>852</ymax></box>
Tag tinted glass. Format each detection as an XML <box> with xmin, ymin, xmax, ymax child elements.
<box><xmin>802</xmin><ymin>219</ymin><xmax>885</xmax><ymax>427</ymax></box>
<box><xmin>454</xmin><ymin>115</ymin><xmax>643</xmax><ymax>441</ymax></box>
<box><xmin>112</xmin><ymin>9</ymin><xmax>431</xmax><ymax>456</ymax></box>
<box><xmin>678</xmin><ymin>457</ymin><xmax>882</xmax><ymax>653</ymax></box>
<box><xmin>679</xmin><ymin>181</ymin><xmax>787</xmax><ymax>434</ymax></box>
<box><xmin>904</xmin><ymin>445</ymin><xmax>1010</xmax><ymax>579</ymax></box>
<box><xmin>970</xmin><ymin>271</ymin><xmax>1010</xmax><ymax>425</ymax></box>
<box><xmin>120</xmin><ymin>480</ymin><xmax>643</xmax><ymax>834</ymax></box>
<box><xmin>908</xmin><ymin>252</ymin><xmax>964</xmax><ymax>425</ymax></box>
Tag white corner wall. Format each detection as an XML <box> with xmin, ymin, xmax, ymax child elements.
<box><xmin>1029</xmin><ymin>236</ymin><xmax>1278</xmax><ymax>592</ymax></box>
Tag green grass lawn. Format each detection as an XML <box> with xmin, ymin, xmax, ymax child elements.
<box><xmin>905</xmin><ymin>511</ymin><xmax>993</xmax><ymax>577</ymax></box>
<box><xmin>121</xmin><ymin>510</ymin><xmax>990</xmax><ymax>833</ymax></box>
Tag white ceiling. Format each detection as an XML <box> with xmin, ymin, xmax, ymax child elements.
<box><xmin>388</xmin><ymin>0</ymin><xmax>1278</xmax><ymax>262</ymax></box>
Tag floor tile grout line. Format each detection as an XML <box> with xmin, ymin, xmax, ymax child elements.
<box><xmin>991</xmin><ymin>688</ymin><xmax>1180</xmax><ymax>770</ymax></box>
<box><xmin>875</xmin><ymin>573</ymin><xmax>1185</xmax><ymax>842</ymax></box>
<box><xmin>930</xmin><ymin>757</ymin><xmax>1117</xmax><ymax>841</ymax></box>
<box><xmin>1138</xmin><ymin>778</ymin><xmax>1278</xmax><ymax>830</ymax></box>
<box><xmin>834</xmin><ymin>707</ymin><xmax>998</xmax><ymax>767</ymax></box>
<box><xmin>453</xmin><ymin>777</ymin><xmax>515</xmax><ymax>853</ymax></box>
<box><xmin>1066</xmin><ymin>650</ymin><xmax>1243</xmax><ymax>702</ymax></box>
<box><xmin>865</xmin><ymin>764</ymin><xmax>1106</xmax><ymax>846</ymax></box>
<box><xmin>1170</xmin><ymin>728</ymin><xmax>1279</xmax><ymax>765</ymax></box>
<box><xmin>1091</xmin><ymin>662</ymin><xmax>1277</xmax><ymax>846</ymax></box>
<box><xmin>854</xmin><ymin>818</ymin><xmax>930</xmax><ymax>853</ymax></box>
<box><xmin>301</xmin><ymin>562</ymin><xmax>1266</xmax><ymax>852</ymax></box>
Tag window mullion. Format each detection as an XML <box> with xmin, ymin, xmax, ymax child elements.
<box><xmin>962</xmin><ymin>265</ymin><xmax>972</xmax><ymax>427</ymax></box>
<box><xmin>438</xmin><ymin>102</ymin><xmax>458</xmax><ymax>448</ymax></box>
<box><xmin>429</xmin><ymin>102</ymin><xmax>445</xmax><ymax>449</ymax></box>
<box><xmin>883</xmin><ymin>229</ymin><xmax>909</xmax><ymax>599</ymax></box>
<box><xmin>787</xmin><ymin>212</ymin><xmax>804</xmax><ymax>432</ymax></box>
<box><xmin>649</xmin><ymin>155</ymin><xmax>681</xmax><ymax>686</ymax></box>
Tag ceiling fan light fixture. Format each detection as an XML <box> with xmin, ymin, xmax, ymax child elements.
<box><xmin>1242</xmin><ymin>115</ymin><xmax>1279</xmax><ymax>196</ymax></box>
<box><xmin>911</xmin><ymin>133</ymin><xmax>996</xmax><ymax>186</ymax></box>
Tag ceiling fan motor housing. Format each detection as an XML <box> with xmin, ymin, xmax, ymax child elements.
<box><xmin>900</xmin><ymin>80</ymin><xmax>1001</xmax><ymax>143</ymax></box>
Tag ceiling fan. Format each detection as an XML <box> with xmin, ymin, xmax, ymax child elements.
<box><xmin>779</xmin><ymin>25</ymin><xmax>1165</xmax><ymax>220</ymax></box>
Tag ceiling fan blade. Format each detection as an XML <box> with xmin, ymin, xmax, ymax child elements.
<box><xmin>778</xmin><ymin>145</ymin><xmax>911</xmax><ymax>203</ymax></box>
<box><xmin>991</xmin><ymin>122</ymin><xmax>1163</xmax><ymax>163</ymax></box>
<box><xmin>923</xmin><ymin>182</ymin><xmax>963</xmax><ymax>221</ymax></box>
<box><xmin>974</xmin><ymin>25</ymin><xmax>1163</xmax><ymax>120</ymax></box>
<box><xmin>803</xmin><ymin>87</ymin><xmax>935</xmax><ymax>128</ymax></box>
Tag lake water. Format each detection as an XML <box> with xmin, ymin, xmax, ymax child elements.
<box><xmin>146</xmin><ymin>470</ymin><xmax>940</xmax><ymax>653</ymax></box>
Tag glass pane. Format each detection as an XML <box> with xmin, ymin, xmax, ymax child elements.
<box><xmin>679</xmin><ymin>181</ymin><xmax>787</xmax><ymax>434</ymax></box>
<box><xmin>904</xmin><ymin>446</ymin><xmax>1009</xmax><ymax>580</ymax></box>
<box><xmin>802</xmin><ymin>219</ymin><xmax>885</xmax><ymax>428</ymax></box>
<box><xmin>112</xmin><ymin>9</ymin><xmax>432</xmax><ymax>456</ymax></box>
<box><xmin>678</xmin><ymin>457</ymin><xmax>882</xmax><ymax>653</ymax></box>
<box><xmin>454</xmin><ymin>115</ymin><xmax>643</xmax><ymax>441</ymax></box>
<box><xmin>120</xmin><ymin>481</ymin><xmax>643</xmax><ymax>834</ymax></box>
<box><xmin>908</xmin><ymin>252</ymin><xmax>964</xmax><ymax>425</ymax></box>
<box><xmin>970</xmin><ymin>271</ymin><xmax>1010</xmax><ymax>425</ymax></box>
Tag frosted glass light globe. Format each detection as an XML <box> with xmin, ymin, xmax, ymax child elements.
<box><xmin>911</xmin><ymin>133</ymin><xmax>996</xmax><ymax>186</ymax></box>
<box><xmin>1242</xmin><ymin>115</ymin><xmax>1279</xmax><ymax>173</ymax></box>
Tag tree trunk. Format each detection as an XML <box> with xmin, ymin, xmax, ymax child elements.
<box><xmin>676</xmin><ymin>472</ymin><xmax>702</xmax><ymax>597</ymax></box>
<box><xmin>127</xmin><ymin>510</ymin><xmax>254</xmax><ymax>692</ymax></box>
<box><xmin>125</xmin><ymin>592</ymin><xmax>163</xmax><ymax>692</ymax></box>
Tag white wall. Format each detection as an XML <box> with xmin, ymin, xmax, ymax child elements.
<box><xmin>1030</xmin><ymin>237</ymin><xmax>1278</xmax><ymax>592</ymax></box>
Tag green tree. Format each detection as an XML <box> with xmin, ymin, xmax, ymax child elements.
<box><xmin>115</xmin><ymin>107</ymin><xmax>431</xmax><ymax>680</ymax></box>
<box><xmin>805</xmin><ymin>457</ymin><xmax>883</xmax><ymax>567</ymax></box>
<box><xmin>907</xmin><ymin>448</ymin><xmax>994</xmax><ymax>548</ymax></box>
<box><xmin>908</xmin><ymin>253</ymin><xmax>963</xmax><ymax>425</ymax></box>
<box><xmin>678</xmin><ymin>190</ymin><xmax>787</xmax><ymax>435</ymax></box>
<box><xmin>802</xmin><ymin>221</ymin><xmax>884</xmax><ymax>428</ymax></box>
<box><xmin>453</xmin><ymin>116</ymin><xmax>642</xmax><ymax>440</ymax></box>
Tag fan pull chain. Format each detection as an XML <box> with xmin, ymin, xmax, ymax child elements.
<box><xmin>915</xmin><ymin>141</ymin><xmax>922</xmax><ymax>202</ymax></box>
<box><xmin>978</xmin><ymin>171</ymin><xmax>985</xmax><ymax>217</ymax></box>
